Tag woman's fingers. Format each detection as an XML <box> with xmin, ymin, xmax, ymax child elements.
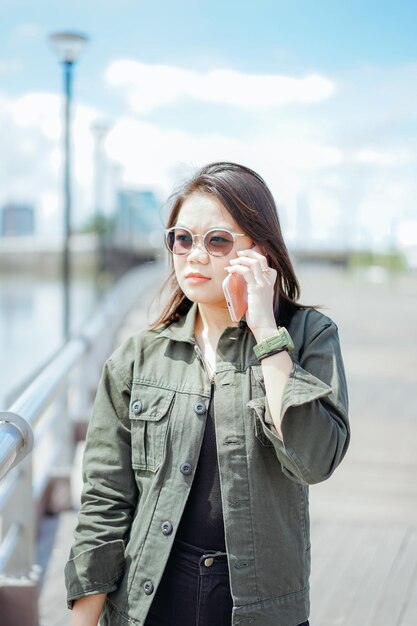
<box><xmin>229</xmin><ymin>258</ymin><xmax>264</xmax><ymax>284</ymax></box>
<box><xmin>229</xmin><ymin>251</ymin><xmax>276</xmax><ymax>285</ymax></box>
<box><xmin>225</xmin><ymin>264</ymin><xmax>254</xmax><ymax>283</ymax></box>
<box><xmin>226</xmin><ymin>249</ymin><xmax>277</xmax><ymax>331</ymax></box>
<box><xmin>238</xmin><ymin>248</ymin><xmax>271</xmax><ymax>274</ymax></box>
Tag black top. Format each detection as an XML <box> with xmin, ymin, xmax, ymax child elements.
<box><xmin>176</xmin><ymin>384</ymin><xmax>226</xmax><ymax>551</ymax></box>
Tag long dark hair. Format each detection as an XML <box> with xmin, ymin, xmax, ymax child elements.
<box><xmin>150</xmin><ymin>161</ymin><xmax>308</xmax><ymax>329</ymax></box>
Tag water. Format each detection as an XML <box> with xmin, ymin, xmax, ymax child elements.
<box><xmin>0</xmin><ymin>275</ymin><xmax>102</xmax><ymax>409</ymax></box>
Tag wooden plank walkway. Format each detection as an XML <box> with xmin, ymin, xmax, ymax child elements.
<box><xmin>37</xmin><ymin>263</ymin><xmax>417</xmax><ymax>626</ymax></box>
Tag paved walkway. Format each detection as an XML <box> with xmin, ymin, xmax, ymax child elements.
<box><xmin>38</xmin><ymin>263</ymin><xmax>417</xmax><ymax>626</ymax></box>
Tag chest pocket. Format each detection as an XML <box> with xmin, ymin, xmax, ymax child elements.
<box><xmin>129</xmin><ymin>386</ymin><xmax>175</xmax><ymax>472</ymax></box>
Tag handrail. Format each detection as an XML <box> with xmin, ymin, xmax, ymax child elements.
<box><xmin>0</xmin><ymin>413</ymin><xmax>34</xmax><ymax>480</ymax></box>
<box><xmin>0</xmin><ymin>260</ymin><xmax>165</xmax><ymax>593</ymax></box>
<box><xmin>5</xmin><ymin>339</ymin><xmax>86</xmax><ymax>438</ymax></box>
<box><xmin>2</xmin><ymin>261</ymin><xmax>163</xmax><ymax>434</ymax></box>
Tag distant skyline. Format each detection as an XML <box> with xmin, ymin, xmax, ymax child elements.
<box><xmin>1</xmin><ymin>0</ymin><xmax>417</xmax><ymax>249</ymax></box>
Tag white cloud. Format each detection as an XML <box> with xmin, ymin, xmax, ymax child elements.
<box><xmin>12</xmin><ymin>92</ymin><xmax>61</xmax><ymax>139</ymax></box>
<box><xmin>106</xmin><ymin>60</ymin><xmax>336</xmax><ymax>113</ymax></box>
<box><xmin>11</xmin><ymin>23</ymin><xmax>43</xmax><ymax>40</ymax></box>
<box><xmin>0</xmin><ymin>91</ymin><xmax>100</xmax><ymax>237</ymax></box>
<box><xmin>1</xmin><ymin>58</ymin><xmax>417</xmax><ymax>250</ymax></box>
<box><xmin>105</xmin><ymin>116</ymin><xmax>343</xmax><ymax>220</ymax></box>
<box><xmin>9</xmin><ymin>91</ymin><xmax>99</xmax><ymax>181</ymax></box>
<box><xmin>0</xmin><ymin>58</ymin><xmax>22</xmax><ymax>75</ymax></box>
<box><xmin>397</xmin><ymin>220</ymin><xmax>417</xmax><ymax>247</ymax></box>
<box><xmin>355</xmin><ymin>148</ymin><xmax>411</xmax><ymax>166</ymax></box>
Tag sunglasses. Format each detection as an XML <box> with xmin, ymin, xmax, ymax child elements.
<box><xmin>164</xmin><ymin>226</ymin><xmax>247</xmax><ymax>257</ymax></box>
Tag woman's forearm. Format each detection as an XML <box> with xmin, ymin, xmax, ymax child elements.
<box><xmin>71</xmin><ymin>593</ymin><xmax>107</xmax><ymax>626</ymax></box>
<box><xmin>254</xmin><ymin>326</ymin><xmax>293</xmax><ymax>440</ymax></box>
<box><xmin>260</xmin><ymin>350</ymin><xmax>292</xmax><ymax>438</ymax></box>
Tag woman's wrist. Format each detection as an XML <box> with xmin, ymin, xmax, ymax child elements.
<box><xmin>260</xmin><ymin>347</ymin><xmax>293</xmax><ymax>370</ymax></box>
<box><xmin>252</xmin><ymin>326</ymin><xmax>279</xmax><ymax>344</ymax></box>
<box><xmin>71</xmin><ymin>593</ymin><xmax>106</xmax><ymax>626</ymax></box>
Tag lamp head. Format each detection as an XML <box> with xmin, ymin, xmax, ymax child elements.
<box><xmin>48</xmin><ymin>31</ymin><xmax>89</xmax><ymax>63</ymax></box>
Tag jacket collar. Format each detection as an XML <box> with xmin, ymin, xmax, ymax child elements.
<box><xmin>157</xmin><ymin>302</ymin><xmax>199</xmax><ymax>344</ymax></box>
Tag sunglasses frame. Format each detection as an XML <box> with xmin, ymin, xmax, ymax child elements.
<box><xmin>164</xmin><ymin>226</ymin><xmax>246</xmax><ymax>257</ymax></box>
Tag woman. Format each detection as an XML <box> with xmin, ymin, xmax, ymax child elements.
<box><xmin>65</xmin><ymin>162</ymin><xmax>349</xmax><ymax>626</ymax></box>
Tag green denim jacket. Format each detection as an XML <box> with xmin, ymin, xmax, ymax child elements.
<box><xmin>65</xmin><ymin>303</ymin><xmax>349</xmax><ymax>626</ymax></box>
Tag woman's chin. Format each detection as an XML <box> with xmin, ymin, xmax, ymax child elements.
<box><xmin>182</xmin><ymin>289</ymin><xmax>224</xmax><ymax>307</ymax></box>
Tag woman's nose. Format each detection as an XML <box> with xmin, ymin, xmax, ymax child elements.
<box><xmin>187</xmin><ymin>240</ymin><xmax>209</xmax><ymax>263</ymax></box>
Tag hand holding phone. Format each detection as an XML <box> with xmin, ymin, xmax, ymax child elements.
<box><xmin>222</xmin><ymin>272</ymin><xmax>248</xmax><ymax>322</ymax></box>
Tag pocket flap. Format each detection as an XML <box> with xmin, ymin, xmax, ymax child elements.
<box><xmin>130</xmin><ymin>387</ymin><xmax>175</xmax><ymax>421</ymax></box>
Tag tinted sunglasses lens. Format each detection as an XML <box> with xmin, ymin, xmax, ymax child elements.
<box><xmin>204</xmin><ymin>230</ymin><xmax>234</xmax><ymax>256</ymax></box>
<box><xmin>166</xmin><ymin>228</ymin><xmax>192</xmax><ymax>254</ymax></box>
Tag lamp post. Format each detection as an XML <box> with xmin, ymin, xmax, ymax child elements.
<box><xmin>48</xmin><ymin>31</ymin><xmax>89</xmax><ymax>341</ymax></box>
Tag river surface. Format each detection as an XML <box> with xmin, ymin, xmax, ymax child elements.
<box><xmin>0</xmin><ymin>274</ymin><xmax>103</xmax><ymax>408</ymax></box>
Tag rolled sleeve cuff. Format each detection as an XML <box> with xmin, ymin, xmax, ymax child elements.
<box><xmin>280</xmin><ymin>362</ymin><xmax>333</xmax><ymax>419</ymax></box>
<box><xmin>247</xmin><ymin>363</ymin><xmax>336</xmax><ymax>483</ymax></box>
<box><xmin>248</xmin><ymin>363</ymin><xmax>332</xmax><ymax>440</ymax></box>
<box><xmin>248</xmin><ymin>395</ymin><xmax>311</xmax><ymax>483</ymax></box>
<box><xmin>65</xmin><ymin>539</ymin><xmax>125</xmax><ymax>609</ymax></box>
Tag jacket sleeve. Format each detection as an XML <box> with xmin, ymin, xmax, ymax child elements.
<box><xmin>248</xmin><ymin>321</ymin><xmax>350</xmax><ymax>485</ymax></box>
<box><xmin>64</xmin><ymin>343</ymin><xmax>138</xmax><ymax>608</ymax></box>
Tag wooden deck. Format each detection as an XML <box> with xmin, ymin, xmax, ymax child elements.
<box><xmin>38</xmin><ymin>264</ymin><xmax>417</xmax><ymax>625</ymax></box>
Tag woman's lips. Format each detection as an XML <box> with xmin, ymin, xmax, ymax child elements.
<box><xmin>185</xmin><ymin>273</ymin><xmax>210</xmax><ymax>283</ymax></box>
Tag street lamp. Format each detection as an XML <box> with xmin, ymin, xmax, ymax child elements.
<box><xmin>48</xmin><ymin>31</ymin><xmax>89</xmax><ymax>340</ymax></box>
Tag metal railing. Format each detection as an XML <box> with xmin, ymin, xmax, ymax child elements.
<box><xmin>0</xmin><ymin>260</ymin><xmax>165</xmax><ymax>625</ymax></box>
<box><xmin>0</xmin><ymin>413</ymin><xmax>34</xmax><ymax>482</ymax></box>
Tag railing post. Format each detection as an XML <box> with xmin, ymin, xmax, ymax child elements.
<box><xmin>0</xmin><ymin>413</ymin><xmax>38</xmax><ymax>624</ymax></box>
<box><xmin>0</xmin><ymin>571</ymin><xmax>41</xmax><ymax>626</ymax></box>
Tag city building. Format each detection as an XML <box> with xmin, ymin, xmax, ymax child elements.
<box><xmin>1</xmin><ymin>202</ymin><xmax>35</xmax><ymax>237</ymax></box>
<box><xmin>114</xmin><ymin>188</ymin><xmax>162</xmax><ymax>253</ymax></box>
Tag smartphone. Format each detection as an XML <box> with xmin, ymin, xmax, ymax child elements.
<box><xmin>222</xmin><ymin>272</ymin><xmax>248</xmax><ymax>322</ymax></box>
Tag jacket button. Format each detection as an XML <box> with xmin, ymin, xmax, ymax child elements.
<box><xmin>194</xmin><ymin>402</ymin><xmax>206</xmax><ymax>415</ymax></box>
<box><xmin>180</xmin><ymin>462</ymin><xmax>193</xmax><ymax>475</ymax></box>
<box><xmin>132</xmin><ymin>401</ymin><xmax>142</xmax><ymax>415</ymax></box>
<box><xmin>204</xmin><ymin>557</ymin><xmax>214</xmax><ymax>567</ymax></box>
<box><xmin>161</xmin><ymin>520</ymin><xmax>173</xmax><ymax>535</ymax></box>
<box><xmin>143</xmin><ymin>580</ymin><xmax>154</xmax><ymax>595</ymax></box>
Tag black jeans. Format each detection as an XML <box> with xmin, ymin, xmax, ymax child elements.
<box><xmin>145</xmin><ymin>538</ymin><xmax>309</xmax><ymax>626</ymax></box>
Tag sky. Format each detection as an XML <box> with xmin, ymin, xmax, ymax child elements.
<box><xmin>1</xmin><ymin>0</ymin><xmax>417</xmax><ymax>250</ymax></box>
